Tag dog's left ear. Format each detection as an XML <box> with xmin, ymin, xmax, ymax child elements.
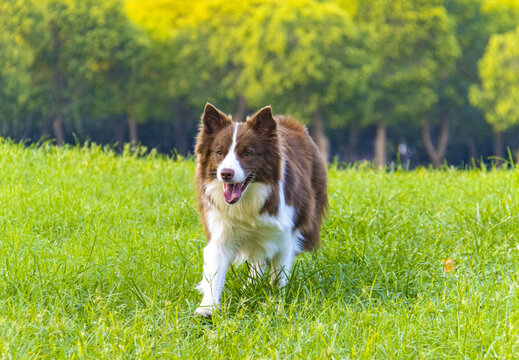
<box><xmin>247</xmin><ymin>106</ymin><xmax>276</xmax><ymax>135</ymax></box>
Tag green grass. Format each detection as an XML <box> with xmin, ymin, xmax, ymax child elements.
<box><xmin>1</xmin><ymin>140</ymin><xmax>519</xmax><ymax>359</ymax></box>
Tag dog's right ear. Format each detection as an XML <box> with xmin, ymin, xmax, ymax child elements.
<box><xmin>201</xmin><ymin>103</ymin><xmax>231</xmax><ymax>134</ymax></box>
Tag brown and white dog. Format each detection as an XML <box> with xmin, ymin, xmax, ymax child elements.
<box><xmin>194</xmin><ymin>103</ymin><xmax>327</xmax><ymax>317</ymax></box>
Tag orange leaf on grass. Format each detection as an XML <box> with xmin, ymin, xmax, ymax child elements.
<box><xmin>443</xmin><ymin>257</ymin><xmax>455</xmax><ymax>273</ymax></box>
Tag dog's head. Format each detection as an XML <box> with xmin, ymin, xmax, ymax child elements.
<box><xmin>195</xmin><ymin>103</ymin><xmax>281</xmax><ymax>204</ymax></box>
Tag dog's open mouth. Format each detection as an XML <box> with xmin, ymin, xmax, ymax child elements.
<box><xmin>223</xmin><ymin>177</ymin><xmax>252</xmax><ymax>204</ymax></box>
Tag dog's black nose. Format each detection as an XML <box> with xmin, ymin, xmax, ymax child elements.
<box><xmin>220</xmin><ymin>168</ymin><xmax>234</xmax><ymax>181</ymax></box>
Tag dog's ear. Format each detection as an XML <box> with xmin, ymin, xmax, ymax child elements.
<box><xmin>201</xmin><ymin>103</ymin><xmax>231</xmax><ymax>134</ymax></box>
<box><xmin>247</xmin><ymin>106</ymin><xmax>276</xmax><ymax>136</ymax></box>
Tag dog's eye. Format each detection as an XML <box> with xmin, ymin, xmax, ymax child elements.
<box><xmin>244</xmin><ymin>151</ymin><xmax>253</xmax><ymax>158</ymax></box>
<box><xmin>216</xmin><ymin>150</ymin><xmax>223</xmax><ymax>156</ymax></box>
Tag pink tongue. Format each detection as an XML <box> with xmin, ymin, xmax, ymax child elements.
<box><xmin>223</xmin><ymin>183</ymin><xmax>243</xmax><ymax>204</ymax></box>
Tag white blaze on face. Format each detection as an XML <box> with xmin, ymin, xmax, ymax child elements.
<box><xmin>217</xmin><ymin>123</ymin><xmax>246</xmax><ymax>183</ymax></box>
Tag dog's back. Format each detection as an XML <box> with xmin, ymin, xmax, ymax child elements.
<box><xmin>275</xmin><ymin>115</ymin><xmax>328</xmax><ymax>250</ymax></box>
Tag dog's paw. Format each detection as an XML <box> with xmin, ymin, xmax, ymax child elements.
<box><xmin>195</xmin><ymin>306</ymin><xmax>214</xmax><ymax>319</ymax></box>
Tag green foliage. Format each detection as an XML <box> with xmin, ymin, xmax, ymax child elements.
<box><xmin>417</xmin><ymin>0</ymin><xmax>492</xmax><ymax>158</ymax></box>
<box><xmin>1</xmin><ymin>0</ymin><xmax>164</xmax><ymax>139</ymax></box>
<box><xmin>470</xmin><ymin>26</ymin><xmax>519</xmax><ymax>132</ymax></box>
<box><xmin>439</xmin><ymin>0</ymin><xmax>489</xmax><ymax>107</ymax></box>
<box><xmin>126</xmin><ymin>0</ymin><xmax>245</xmax><ymax>109</ymax></box>
<box><xmin>127</xmin><ymin>0</ymin><xmax>373</xmax><ymax>124</ymax></box>
<box><xmin>2</xmin><ymin>143</ymin><xmax>519</xmax><ymax>357</ymax></box>
<box><xmin>236</xmin><ymin>0</ymin><xmax>373</xmax><ymax>123</ymax></box>
<box><xmin>2</xmin><ymin>0</ymin><xmax>519</xmax><ymax>163</ymax></box>
<box><xmin>71</xmin><ymin>0</ymin><xmax>167</xmax><ymax>124</ymax></box>
<box><xmin>357</xmin><ymin>0</ymin><xmax>460</xmax><ymax>125</ymax></box>
<box><xmin>482</xmin><ymin>0</ymin><xmax>519</xmax><ymax>33</ymax></box>
<box><xmin>439</xmin><ymin>0</ymin><xmax>519</xmax><ymax>120</ymax></box>
<box><xmin>0</xmin><ymin>1</ymin><xmax>38</xmax><ymax>125</ymax></box>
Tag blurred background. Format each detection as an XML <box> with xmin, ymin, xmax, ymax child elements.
<box><xmin>1</xmin><ymin>0</ymin><xmax>518</xmax><ymax>166</ymax></box>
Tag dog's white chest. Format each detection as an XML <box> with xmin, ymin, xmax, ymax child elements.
<box><xmin>204</xmin><ymin>179</ymin><xmax>300</xmax><ymax>263</ymax></box>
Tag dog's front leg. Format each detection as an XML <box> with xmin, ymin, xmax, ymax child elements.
<box><xmin>271</xmin><ymin>252</ymin><xmax>295</xmax><ymax>288</ymax></box>
<box><xmin>195</xmin><ymin>243</ymin><xmax>232</xmax><ymax>318</ymax></box>
<box><xmin>271</xmin><ymin>231</ymin><xmax>298</xmax><ymax>287</ymax></box>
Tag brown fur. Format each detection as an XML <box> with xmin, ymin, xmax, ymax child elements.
<box><xmin>276</xmin><ymin>116</ymin><xmax>328</xmax><ymax>250</ymax></box>
<box><xmin>195</xmin><ymin>104</ymin><xmax>327</xmax><ymax>250</ymax></box>
<box><xmin>194</xmin><ymin>104</ymin><xmax>233</xmax><ymax>237</ymax></box>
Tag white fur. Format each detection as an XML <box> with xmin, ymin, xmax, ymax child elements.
<box><xmin>196</xmin><ymin>156</ymin><xmax>302</xmax><ymax>317</ymax></box>
<box><xmin>217</xmin><ymin>124</ymin><xmax>246</xmax><ymax>182</ymax></box>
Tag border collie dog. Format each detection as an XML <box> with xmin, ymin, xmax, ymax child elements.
<box><xmin>194</xmin><ymin>103</ymin><xmax>327</xmax><ymax>318</ymax></box>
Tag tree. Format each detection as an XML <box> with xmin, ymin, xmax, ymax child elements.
<box><xmin>466</xmin><ymin>0</ymin><xmax>519</xmax><ymax>158</ymax></box>
<box><xmin>21</xmin><ymin>0</ymin><xmax>84</xmax><ymax>145</ymax></box>
<box><xmin>230</xmin><ymin>0</ymin><xmax>374</xmax><ymax>157</ymax></box>
<box><xmin>421</xmin><ymin>0</ymin><xmax>519</xmax><ymax>165</ymax></box>
<box><xmin>418</xmin><ymin>0</ymin><xmax>491</xmax><ymax>166</ymax></box>
<box><xmin>469</xmin><ymin>26</ymin><xmax>519</xmax><ymax>158</ymax></box>
<box><xmin>76</xmin><ymin>0</ymin><xmax>165</xmax><ymax>148</ymax></box>
<box><xmin>356</xmin><ymin>0</ymin><xmax>459</xmax><ymax>167</ymax></box>
<box><xmin>127</xmin><ymin>0</ymin><xmax>373</xmax><ymax>157</ymax></box>
<box><xmin>126</xmin><ymin>0</ymin><xmax>244</xmax><ymax>152</ymax></box>
<box><xmin>0</xmin><ymin>1</ymin><xmax>34</xmax><ymax>136</ymax></box>
<box><xmin>482</xmin><ymin>0</ymin><xmax>519</xmax><ymax>34</ymax></box>
<box><xmin>12</xmin><ymin>0</ymin><xmax>154</xmax><ymax>146</ymax></box>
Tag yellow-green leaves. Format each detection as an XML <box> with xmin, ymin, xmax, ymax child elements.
<box><xmin>482</xmin><ymin>0</ymin><xmax>519</xmax><ymax>33</ymax></box>
<box><xmin>357</xmin><ymin>0</ymin><xmax>460</xmax><ymax>126</ymax></box>
<box><xmin>235</xmin><ymin>0</ymin><xmax>371</xmax><ymax>120</ymax></box>
<box><xmin>470</xmin><ymin>26</ymin><xmax>519</xmax><ymax>132</ymax></box>
<box><xmin>127</xmin><ymin>0</ymin><xmax>373</xmax><ymax>123</ymax></box>
<box><xmin>0</xmin><ymin>0</ymin><xmax>38</xmax><ymax>119</ymax></box>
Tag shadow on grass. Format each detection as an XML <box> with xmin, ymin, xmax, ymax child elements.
<box><xmin>211</xmin><ymin>251</ymin><xmax>449</xmax><ymax>320</ymax></box>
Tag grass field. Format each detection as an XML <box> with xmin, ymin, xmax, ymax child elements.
<box><xmin>1</xmin><ymin>140</ymin><xmax>519</xmax><ymax>359</ymax></box>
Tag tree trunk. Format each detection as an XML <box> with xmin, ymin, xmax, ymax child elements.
<box><xmin>310</xmin><ymin>109</ymin><xmax>328</xmax><ymax>160</ymax></box>
<box><xmin>374</xmin><ymin>120</ymin><xmax>386</xmax><ymax>168</ymax></box>
<box><xmin>493</xmin><ymin>131</ymin><xmax>504</xmax><ymax>159</ymax></box>
<box><xmin>53</xmin><ymin>115</ymin><xmax>65</xmax><ymax>146</ymax></box>
<box><xmin>421</xmin><ymin>116</ymin><xmax>449</xmax><ymax>167</ymax></box>
<box><xmin>128</xmin><ymin>116</ymin><xmax>138</xmax><ymax>149</ymax></box>
<box><xmin>344</xmin><ymin>125</ymin><xmax>358</xmax><ymax>163</ymax></box>
<box><xmin>233</xmin><ymin>95</ymin><xmax>247</xmax><ymax>121</ymax></box>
